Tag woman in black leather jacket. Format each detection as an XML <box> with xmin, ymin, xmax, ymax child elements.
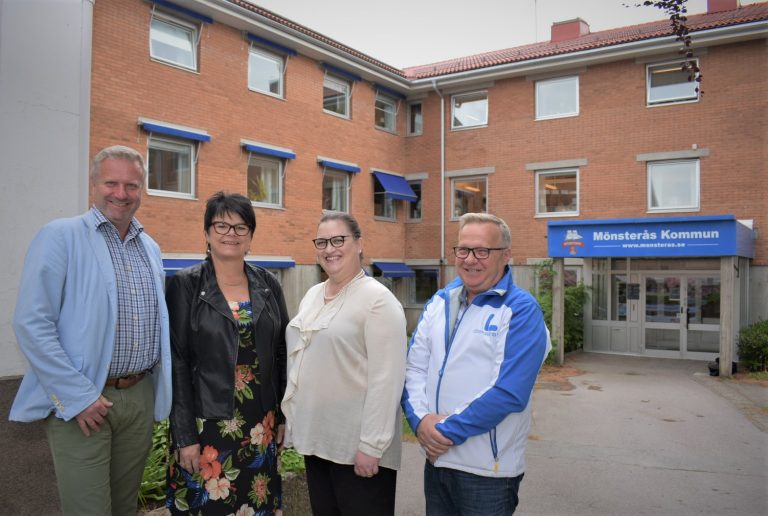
<box><xmin>165</xmin><ymin>192</ymin><xmax>288</xmax><ymax>515</ymax></box>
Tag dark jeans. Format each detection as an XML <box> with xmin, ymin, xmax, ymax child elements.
<box><xmin>424</xmin><ymin>461</ymin><xmax>524</xmax><ymax>516</ymax></box>
<box><xmin>304</xmin><ymin>454</ymin><xmax>397</xmax><ymax>516</ymax></box>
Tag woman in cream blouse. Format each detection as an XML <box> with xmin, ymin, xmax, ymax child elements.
<box><xmin>282</xmin><ymin>211</ymin><xmax>407</xmax><ymax>515</ymax></box>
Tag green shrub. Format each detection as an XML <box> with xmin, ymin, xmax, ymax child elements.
<box><xmin>139</xmin><ymin>419</ymin><xmax>170</xmax><ymax>508</ymax></box>
<box><xmin>534</xmin><ymin>260</ymin><xmax>588</xmax><ymax>354</ymax></box>
<box><xmin>738</xmin><ymin>319</ymin><xmax>768</xmax><ymax>372</ymax></box>
<box><xmin>279</xmin><ymin>448</ymin><xmax>305</xmax><ymax>474</ymax></box>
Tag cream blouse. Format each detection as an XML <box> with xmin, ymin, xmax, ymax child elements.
<box><xmin>282</xmin><ymin>272</ymin><xmax>407</xmax><ymax>470</ymax></box>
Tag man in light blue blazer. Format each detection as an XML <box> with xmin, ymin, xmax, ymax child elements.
<box><xmin>10</xmin><ymin>145</ymin><xmax>172</xmax><ymax>516</ymax></box>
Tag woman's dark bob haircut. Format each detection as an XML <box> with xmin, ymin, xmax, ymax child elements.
<box><xmin>204</xmin><ymin>191</ymin><xmax>256</xmax><ymax>234</ymax></box>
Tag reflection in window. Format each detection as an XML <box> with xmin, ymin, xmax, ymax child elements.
<box><xmin>592</xmin><ymin>270</ymin><xmax>608</xmax><ymax>321</ymax></box>
<box><xmin>147</xmin><ymin>137</ymin><xmax>194</xmax><ymax>196</ymax></box>
<box><xmin>248</xmin><ymin>48</ymin><xmax>283</xmax><ymax>97</ymax></box>
<box><xmin>150</xmin><ymin>15</ymin><xmax>197</xmax><ymax>70</ymax></box>
<box><xmin>373</xmin><ymin>175</ymin><xmax>395</xmax><ymax>219</ymax></box>
<box><xmin>452</xmin><ymin>177</ymin><xmax>487</xmax><ymax>217</ymax></box>
<box><xmin>409</xmin><ymin>268</ymin><xmax>439</xmax><ymax>304</ymax></box>
<box><xmin>322</xmin><ymin>170</ymin><xmax>348</xmax><ymax>212</ymax></box>
<box><xmin>648</xmin><ymin>160</ymin><xmax>699</xmax><ymax>211</ymax></box>
<box><xmin>536</xmin><ymin>169</ymin><xmax>578</xmax><ymax>215</ymax></box>
<box><xmin>323</xmin><ymin>75</ymin><xmax>350</xmax><ymax>118</ymax></box>
<box><xmin>536</xmin><ymin>76</ymin><xmax>579</xmax><ymax>119</ymax></box>
<box><xmin>407</xmin><ymin>181</ymin><xmax>422</xmax><ymax>221</ymax></box>
<box><xmin>451</xmin><ymin>91</ymin><xmax>488</xmax><ymax>129</ymax></box>
<box><xmin>375</xmin><ymin>93</ymin><xmax>397</xmax><ymax>132</ymax></box>
<box><xmin>247</xmin><ymin>155</ymin><xmax>282</xmax><ymax>206</ymax></box>
<box><xmin>408</xmin><ymin>102</ymin><xmax>423</xmax><ymax>135</ymax></box>
<box><xmin>647</xmin><ymin>60</ymin><xmax>699</xmax><ymax>105</ymax></box>
<box><xmin>612</xmin><ymin>275</ymin><xmax>627</xmax><ymax>321</ymax></box>
<box><xmin>645</xmin><ymin>276</ymin><xmax>681</xmax><ymax>323</ymax></box>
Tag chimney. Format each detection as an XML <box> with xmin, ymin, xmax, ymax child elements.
<box><xmin>551</xmin><ymin>18</ymin><xmax>590</xmax><ymax>42</ymax></box>
<box><xmin>707</xmin><ymin>0</ymin><xmax>739</xmax><ymax>13</ymax></box>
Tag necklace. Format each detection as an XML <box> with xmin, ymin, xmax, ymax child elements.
<box><xmin>323</xmin><ymin>269</ymin><xmax>365</xmax><ymax>301</ymax></box>
<box><xmin>218</xmin><ymin>275</ymin><xmax>247</xmax><ymax>287</ymax></box>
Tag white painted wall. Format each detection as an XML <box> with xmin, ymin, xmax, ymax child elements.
<box><xmin>0</xmin><ymin>0</ymin><xmax>93</xmax><ymax>377</ymax></box>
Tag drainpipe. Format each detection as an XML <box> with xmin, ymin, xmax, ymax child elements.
<box><xmin>432</xmin><ymin>79</ymin><xmax>446</xmax><ymax>282</ymax></box>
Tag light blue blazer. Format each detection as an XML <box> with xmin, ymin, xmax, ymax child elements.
<box><xmin>9</xmin><ymin>210</ymin><xmax>172</xmax><ymax>422</ymax></box>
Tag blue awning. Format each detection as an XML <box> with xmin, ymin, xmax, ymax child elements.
<box><xmin>319</xmin><ymin>159</ymin><xmax>361</xmax><ymax>174</ymax></box>
<box><xmin>322</xmin><ymin>63</ymin><xmax>362</xmax><ymax>82</ymax></box>
<box><xmin>139</xmin><ymin>119</ymin><xmax>211</xmax><ymax>142</ymax></box>
<box><xmin>373</xmin><ymin>171</ymin><xmax>417</xmax><ymax>201</ymax></box>
<box><xmin>163</xmin><ymin>258</ymin><xmax>295</xmax><ymax>275</ymax></box>
<box><xmin>247</xmin><ymin>33</ymin><xmax>298</xmax><ymax>56</ymax></box>
<box><xmin>372</xmin><ymin>261</ymin><xmax>415</xmax><ymax>278</ymax></box>
<box><xmin>242</xmin><ymin>142</ymin><xmax>296</xmax><ymax>160</ymax></box>
<box><xmin>152</xmin><ymin>0</ymin><xmax>213</xmax><ymax>24</ymax></box>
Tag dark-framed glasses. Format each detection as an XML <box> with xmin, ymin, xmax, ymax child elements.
<box><xmin>453</xmin><ymin>246</ymin><xmax>507</xmax><ymax>259</ymax></box>
<box><xmin>211</xmin><ymin>221</ymin><xmax>250</xmax><ymax>236</ymax></box>
<box><xmin>312</xmin><ymin>235</ymin><xmax>351</xmax><ymax>249</ymax></box>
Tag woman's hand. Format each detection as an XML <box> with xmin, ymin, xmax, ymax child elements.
<box><xmin>177</xmin><ymin>444</ymin><xmax>201</xmax><ymax>473</ymax></box>
<box><xmin>276</xmin><ymin>423</ymin><xmax>285</xmax><ymax>451</ymax></box>
<box><xmin>353</xmin><ymin>450</ymin><xmax>380</xmax><ymax>478</ymax></box>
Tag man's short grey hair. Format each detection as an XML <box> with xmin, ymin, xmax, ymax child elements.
<box><xmin>458</xmin><ymin>212</ymin><xmax>512</xmax><ymax>248</ymax></box>
<box><xmin>90</xmin><ymin>145</ymin><xmax>147</xmax><ymax>183</ymax></box>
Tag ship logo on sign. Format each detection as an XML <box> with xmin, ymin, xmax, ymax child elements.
<box><xmin>562</xmin><ymin>229</ymin><xmax>584</xmax><ymax>255</ymax></box>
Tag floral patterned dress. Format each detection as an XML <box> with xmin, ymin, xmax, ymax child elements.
<box><xmin>166</xmin><ymin>300</ymin><xmax>282</xmax><ymax>515</ymax></box>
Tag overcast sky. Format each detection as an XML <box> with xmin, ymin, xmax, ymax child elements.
<box><xmin>251</xmin><ymin>0</ymin><xmax>762</xmax><ymax>68</ymax></box>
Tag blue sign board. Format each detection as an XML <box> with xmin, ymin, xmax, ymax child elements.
<box><xmin>547</xmin><ymin>215</ymin><xmax>755</xmax><ymax>258</ymax></box>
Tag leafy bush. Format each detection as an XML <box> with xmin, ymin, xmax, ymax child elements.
<box><xmin>738</xmin><ymin>319</ymin><xmax>768</xmax><ymax>372</ymax></box>
<box><xmin>279</xmin><ymin>448</ymin><xmax>305</xmax><ymax>474</ymax></box>
<box><xmin>534</xmin><ymin>260</ymin><xmax>588</xmax><ymax>356</ymax></box>
<box><xmin>139</xmin><ymin>419</ymin><xmax>169</xmax><ymax>508</ymax></box>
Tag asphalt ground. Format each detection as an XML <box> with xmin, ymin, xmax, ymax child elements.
<box><xmin>2</xmin><ymin>352</ymin><xmax>766</xmax><ymax>515</ymax></box>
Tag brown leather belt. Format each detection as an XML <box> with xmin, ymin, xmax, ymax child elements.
<box><xmin>105</xmin><ymin>370</ymin><xmax>149</xmax><ymax>390</ymax></box>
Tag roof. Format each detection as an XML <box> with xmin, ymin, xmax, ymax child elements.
<box><xmin>227</xmin><ymin>2</ymin><xmax>768</xmax><ymax>81</ymax></box>
<box><xmin>403</xmin><ymin>3</ymin><xmax>768</xmax><ymax>79</ymax></box>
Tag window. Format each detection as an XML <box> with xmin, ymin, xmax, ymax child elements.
<box><xmin>147</xmin><ymin>137</ymin><xmax>194</xmax><ymax>197</ymax></box>
<box><xmin>647</xmin><ymin>60</ymin><xmax>699</xmax><ymax>105</ymax></box>
<box><xmin>536</xmin><ymin>76</ymin><xmax>579</xmax><ymax>120</ymax></box>
<box><xmin>375</xmin><ymin>93</ymin><xmax>397</xmax><ymax>132</ymax></box>
<box><xmin>150</xmin><ymin>14</ymin><xmax>198</xmax><ymax>71</ymax></box>
<box><xmin>535</xmin><ymin>169</ymin><xmax>579</xmax><ymax>216</ymax></box>
<box><xmin>647</xmin><ymin>160</ymin><xmax>699</xmax><ymax>212</ymax></box>
<box><xmin>373</xmin><ymin>175</ymin><xmax>396</xmax><ymax>220</ymax></box>
<box><xmin>452</xmin><ymin>177</ymin><xmax>487</xmax><ymax>217</ymax></box>
<box><xmin>247</xmin><ymin>155</ymin><xmax>283</xmax><ymax>207</ymax></box>
<box><xmin>248</xmin><ymin>47</ymin><xmax>283</xmax><ymax>97</ymax></box>
<box><xmin>322</xmin><ymin>170</ymin><xmax>349</xmax><ymax>212</ymax></box>
<box><xmin>407</xmin><ymin>102</ymin><xmax>423</xmax><ymax>135</ymax></box>
<box><xmin>323</xmin><ymin>75</ymin><xmax>350</xmax><ymax>118</ymax></box>
<box><xmin>409</xmin><ymin>268</ymin><xmax>439</xmax><ymax>304</ymax></box>
<box><xmin>451</xmin><ymin>91</ymin><xmax>488</xmax><ymax>129</ymax></box>
<box><xmin>407</xmin><ymin>181</ymin><xmax>422</xmax><ymax>221</ymax></box>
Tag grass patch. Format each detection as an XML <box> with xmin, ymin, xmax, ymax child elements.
<box><xmin>747</xmin><ymin>371</ymin><xmax>768</xmax><ymax>381</ymax></box>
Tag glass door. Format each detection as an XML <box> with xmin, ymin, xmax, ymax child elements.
<box><xmin>644</xmin><ymin>275</ymin><xmax>682</xmax><ymax>353</ymax></box>
<box><xmin>684</xmin><ymin>276</ymin><xmax>720</xmax><ymax>355</ymax></box>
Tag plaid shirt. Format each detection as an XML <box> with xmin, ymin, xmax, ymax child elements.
<box><xmin>92</xmin><ymin>208</ymin><xmax>160</xmax><ymax>377</ymax></box>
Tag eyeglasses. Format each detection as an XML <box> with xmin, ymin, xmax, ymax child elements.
<box><xmin>312</xmin><ymin>235</ymin><xmax>351</xmax><ymax>249</ymax></box>
<box><xmin>211</xmin><ymin>221</ymin><xmax>250</xmax><ymax>236</ymax></box>
<box><xmin>453</xmin><ymin>246</ymin><xmax>507</xmax><ymax>260</ymax></box>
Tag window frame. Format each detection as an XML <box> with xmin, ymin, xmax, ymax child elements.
<box><xmin>646</xmin><ymin>60</ymin><xmax>700</xmax><ymax>106</ymax></box>
<box><xmin>248</xmin><ymin>46</ymin><xmax>284</xmax><ymax>98</ymax></box>
<box><xmin>146</xmin><ymin>136</ymin><xmax>196</xmax><ymax>200</ymax></box>
<box><xmin>407</xmin><ymin>102</ymin><xmax>423</xmax><ymax>136</ymax></box>
<box><xmin>247</xmin><ymin>154</ymin><xmax>284</xmax><ymax>208</ymax></box>
<box><xmin>322</xmin><ymin>169</ymin><xmax>350</xmax><ymax>212</ymax></box>
<box><xmin>535</xmin><ymin>168</ymin><xmax>580</xmax><ymax>217</ymax></box>
<box><xmin>323</xmin><ymin>74</ymin><xmax>351</xmax><ymax>119</ymax></box>
<box><xmin>408</xmin><ymin>267</ymin><xmax>440</xmax><ymax>306</ymax></box>
<box><xmin>451</xmin><ymin>91</ymin><xmax>488</xmax><ymax>130</ymax></box>
<box><xmin>535</xmin><ymin>75</ymin><xmax>579</xmax><ymax>120</ymax></box>
<box><xmin>149</xmin><ymin>12</ymin><xmax>198</xmax><ymax>72</ymax></box>
<box><xmin>373</xmin><ymin>175</ymin><xmax>396</xmax><ymax>221</ymax></box>
<box><xmin>647</xmin><ymin>159</ymin><xmax>700</xmax><ymax>213</ymax></box>
<box><xmin>374</xmin><ymin>92</ymin><xmax>398</xmax><ymax>133</ymax></box>
<box><xmin>406</xmin><ymin>180</ymin><xmax>422</xmax><ymax>222</ymax></box>
<box><xmin>451</xmin><ymin>175</ymin><xmax>487</xmax><ymax>219</ymax></box>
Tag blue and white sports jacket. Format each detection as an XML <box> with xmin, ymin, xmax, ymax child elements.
<box><xmin>402</xmin><ymin>266</ymin><xmax>550</xmax><ymax>477</ymax></box>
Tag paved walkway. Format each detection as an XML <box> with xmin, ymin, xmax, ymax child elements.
<box><xmin>2</xmin><ymin>352</ymin><xmax>766</xmax><ymax>515</ymax></box>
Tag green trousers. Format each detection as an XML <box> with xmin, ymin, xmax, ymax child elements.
<box><xmin>45</xmin><ymin>376</ymin><xmax>155</xmax><ymax>516</ymax></box>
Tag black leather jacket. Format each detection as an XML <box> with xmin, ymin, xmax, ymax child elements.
<box><xmin>167</xmin><ymin>258</ymin><xmax>288</xmax><ymax>449</ymax></box>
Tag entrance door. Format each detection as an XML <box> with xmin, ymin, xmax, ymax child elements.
<box><xmin>642</xmin><ymin>274</ymin><xmax>720</xmax><ymax>357</ymax></box>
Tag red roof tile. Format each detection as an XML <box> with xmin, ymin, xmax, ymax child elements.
<box><xmin>227</xmin><ymin>2</ymin><xmax>768</xmax><ymax>81</ymax></box>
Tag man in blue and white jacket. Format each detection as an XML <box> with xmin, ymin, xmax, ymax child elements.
<box><xmin>403</xmin><ymin>213</ymin><xmax>550</xmax><ymax>515</ymax></box>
